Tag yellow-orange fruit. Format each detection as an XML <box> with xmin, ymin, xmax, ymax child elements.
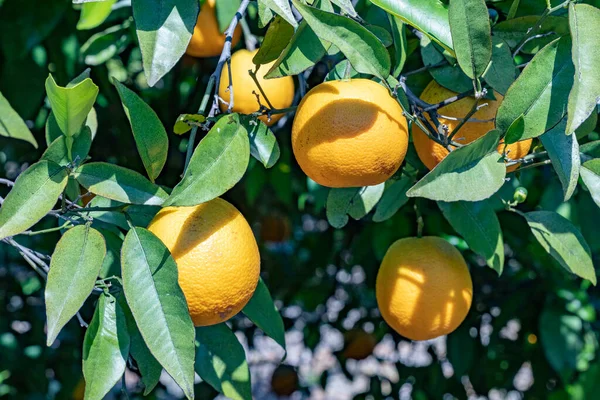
<box><xmin>292</xmin><ymin>79</ymin><xmax>409</xmax><ymax>188</ymax></box>
<box><xmin>376</xmin><ymin>237</ymin><xmax>473</xmax><ymax>341</ymax></box>
<box><xmin>413</xmin><ymin>81</ymin><xmax>532</xmax><ymax>172</ymax></box>
<box><xmin>186</xmin><ymin>0</ymin><xmax>242</xmax><ymax>58</ymax></box>
<box><xmin>271</xmin><ymin>365</ymin><xmax>299</xmax><ymax>396</ymax></box>
<box><xmin>147</xmin><ymin>198</ymin><xmax>260</xmax><ymax>326</ymax></box>
<box><xmin>218</xmin><ymin>49</ymin><xmax>295</xmax><ymax>126</ymax></box>
<box><xmin>342</xmin><ymin>329</ymin><xmax>377</xmax><ymax>360</ymax></box>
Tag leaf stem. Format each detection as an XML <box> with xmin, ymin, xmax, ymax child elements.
<box><xmin>20</xmin><ymin>221</ymin><xmax>73</xmax><ymax>236</ymax></box>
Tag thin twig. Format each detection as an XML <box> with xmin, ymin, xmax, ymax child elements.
<box><xmin>423</xmin><ymin>89</ymin><xmax>474</xmax><ymax>112</ymax></box>
<box><xmin>240</xmin><ymin>17</ymin><xmax>257</xmax><ymax>51</ymax></box>
<box><xmin>448</xmin><ymin>89</ymin><xmax>488</xmax><ymax>142</ymax></box>
<box><xmin>403</xmin><ymin>60</ymin><xmax>448</xmax><ymax>77</ymax></box>
<box><xmin>249</xmin><ymin>65</ymin><xmax>275</xmax><ymax>109</ymax></box>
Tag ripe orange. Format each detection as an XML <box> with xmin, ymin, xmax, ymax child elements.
<box><xmin>342</xmin><ymin>329</ymin><xmax>377</xmax><ymax>360</ymax></box>
<box><xmin>186</xmin><ymin>0</ymin><xmax>242</xmax><ymax>58</ymax></box>
<box><xmin>292</xmin><ymin>79</ymin><xmax>409</xmax><ymax>188</ymax></box>
<box><xmin>271</xmin><ymin>365</ymin><xmax>299</xmax><ymax>396</ymax></box>
<box><xmin>260</xmin><ymin>214</ymin><xmax>292</xmax><ymax>243</ymax></box>
<box><xmin>218</xmin><ymin>49</ymin><xmax>295</xmax><ymax>126</ymax></box>
<box><xmin>376</xmin><ymin>237</ymin><xmax>473</xmax><ymax>341</ymax></box>
<box><xmin>147</xmin><ymin>198</ymin><xmax>260</xmax><ymax>326</ymax></box>
<box><xmin>413</xmin><ymin>80</ymin><xmax>532</xmax><ymax>172</ymax></box>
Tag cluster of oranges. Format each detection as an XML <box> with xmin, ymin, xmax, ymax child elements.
<box><xmin>149</xmin><ymin>1</ymin><xmax>530</xmax><ymax>355</ymax></box>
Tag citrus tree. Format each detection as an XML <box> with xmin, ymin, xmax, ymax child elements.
<box><xmin>0</xmin><ymin>0</ymin><xmax>599</xmax><ymax>398</ymax></box>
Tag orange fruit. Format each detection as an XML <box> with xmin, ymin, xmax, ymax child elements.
<box><xmin>292</xmin><ymin>79</ymin><xmax>409</xmax><ymax>188</ymax></box>
<box><xmin>147</xmin><ymin>198</ymin><xmax>260</xmax><ymax>326</ymax></box>
<box><xmin>271</xmin><ymin>365</ymin><xmax>299</xmax><ymax>396</ymax></box>
<box><xmin>376</xmin><ymin>237</ymin><xmax>473</xmax><ymax>341</ymax></box>
<box><xmin>413</xmin><ymin>80</ymin><xmax>532</xmax><ymax>172</ymax></box>
<box><xmin>218</xmin><ymin>49</ymin><xmax>295</xmax><ymax>126</ymax></box>
<box><xmin>342</xmin><ymin>329</ymin><xmax>377</xmax><ymax>360</ymax></box>
<box><xmin>260</xmin><ymin>214</ymin><xmax>292</xmax><ymax>243</ymax></box>
<box><xmin>186</xmin><ymin>0</ymin><xmax>242</xmax><ymax>58</ymax></box>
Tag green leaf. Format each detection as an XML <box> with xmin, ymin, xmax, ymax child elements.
<box><xmin>113</xmin><ymin>80</ymin><xmax>168</xmax><ymax>182</ymax></box>
<box><xmin>420</xmin><ymin>36</ymin><xmax>472</xmax><ymax>93</ymax></box>
<box><xmin>42</xmin><ymin>126</ymin><xmax>92</xmax><ymax>166</ymax></box>
<box><xmin>575</xmin><ymin>111</ymin><xmax>598</xmax><ymax>140</ymax></box>
<box><xmin>132</xmin><ymin>0</ymin><xmax>200</xmax><ymax>86</ymax></box>
<box><xmin>482</xmin><ymin>37</ymin><xmax>517</xmax><ymax>95</ymax></box>
<box><xmin>45</xmin><ymin>109</ymin><xmax>97</xmax><ymax>146</ymax></box>
<box><xmin>370</xmin><ymin>0</ymin><xmax>454</xmax><ymax>54</ymax></box>
<box><xmin>118</xmin><ymin>294</ymin><xmax>162</xmax><ymax>395</ymax></box>
<box><xmin>261</xmin><ymin>0</ymin><xmax>298</xmax><ymax>28</ymax></box>
<box><xmin>81</xmin><ymin>24</ymin><xmax>131</xmax><ymax>66</ymax></box>
<box><xmin>325</xmin><ymin>60</ymin><xmax>368</xmax><ymax>81</ymax></box>
<box><xmin>242</xmin><ymin>278</ymin><xmax>286</xmax><ymax>350</ymax></box>
<box><xmin>252</xmin><ymin>16</ymin><xmax>294</xmax><ymax>65</ymax></box>
<box><xmin>448</xmin><ymin>0</ymin><xmax>492</xmax><ymax>79</ymax></box>
<box><xmin>389</xmin><ymin>15</ymin><xmax>408</xmax><ymax>77</ymax></box>
<box><xmin>98</xmin><ymin>229</ymin><xmax>122</xmax><ymax>279</ymax></box>
<box><xmin>292</xmin><ymin>0</ymin><xmax>391</xmax><ymax>80</ymax></box>
<box><xmin>0</xmin><ymin>161</ymin><xmax>68</xmax><ymax>241</ymax></box>
<box><xmin>330</xmin><ymin>0</ymin><xmax>357</xmax><ymax>17</ymax></box>
<box><xmin>507</xmin><ymin>0</ymin><xmax>520</xmax><ymax>19</ymax></box>
<box><xmin>45</xmin><ymin>74</ymin><xmax>99</xmax><ymax>137</ymax></box>
<box><xmin>265</xmin><ymin>0</ymin><xmax>333</xmax><ymax>79</ymax></box>
<box><xmin>566</xmin><ymin>4</ymin><xmax>600</xmax><ymax>134</ymax></box>
<box><xmin>243</xmin><ymin>119</ymin><xmax>280</xmax><ymax>168</ymax></box>
<box><xmin>524</xmin><ymin>211</ymin><xmax>596</xmax><ymax>285</ymax></box>
<box><xmin>77</xmin><ymin>0</ymin><xmax>117</xmax><ymax>30</ymax></box>
<box><xmin>0</xmin><ymin>92</ymin><xmax>38</xmax><ymax>148</ymax></box>
<box><xmin>581</xmin><ymin>141</ymin><xmax>600</xmax><ymax>158</ymax></box>
<box><xmin>326</xmin><ymin>184</ymin><xmax>385</xmax><ymax>229</ymax></box>
<box><xmin>122</xmin><ymin>227</ymin><xmax>196</xmax><ymax>400</ymax></box>
<box><xmin>46</xmin><ymin>225</ymin><xmax>106</xmax><ymax>346</ymax></box>
<box><xmin>215</xmin><ymin>0</ymin><xmax>242</xmax><ymax>33</ymax></box>
<box><xmin>504</xmin><ymin>114</ymin><xmax>525</xmax><ymax>144</ymax></box>
<box><xmin>540</xmin><ymin>307</ymin><xmax>583</xmax><ymax>381</ymax></box>
<box><xmin>81</xmin><ymin>197</ymin><xmax>160</xmax><ymax>230</ymax></box>
<box><xmin>74</xmin><ymin>162</ymin><xmax>169</xmax><ymax>206</ymax></box>
<box><xmin>539</xmin><ymin>117</ymin><xmax>580</xmax><ymax>201</ymax></box>
<box><xmin>164</xmin><ymin>113</ymin><xmax>250</xmax><ymax>207</ymax></box>
<box><xmin>493</xmin><ymin>16</ymin><xmax>569</xmax><ymax>54</ymax></box>
<box><xmin>195</xmin><ymin>324</ymin><xmax>252</xmax><ymax>400</ymax></box>
<box><xmin>407</xmin><ymin>130</ymin><xmax>506</xmax><ymax>202</ymax></box>
<box><xmin>258</xmin><ymin>0</ymin><xmax>274</xmax><ymax>28</ymax></box>
<box><xmin>174</xmin><ymin>113</ymin><xmax>206</xmax><ymax>135</ymax></box>
<box><xmin>438</xmin><ymin>200</ymin><xmax>504</xmax><ymax>274</ymax></box>
<box><xmin>83</xmin><ymin>293</ymin><xmax>130</xmax><ymax>400</ymax></box>
<box><xmin>496</xmin><ymin>37</ymin><xmax>574</xmax><ymax>142</ymax></box>
<box><xmin>580</xmin><ymin>159</ymin><xmax>600</xmax><ymax>209</ymax></box>
<box><xmin>365</xmin><ymin>24</ymin><xmax>393</xmax><ymax>47</ymax></box>
<box><xmin>372</xmin><ymin>176</ymin><xmax>413</xmax><ymax>222</ymax></box>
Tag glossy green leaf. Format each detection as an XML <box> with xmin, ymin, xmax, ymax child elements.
<box><xmin>0</xmin><ymin>92</ymin><xmax>38</xmax><ymax>148</ymax></box>
<box><xmin>81</xmin><ymin>24</ymin><xmax>131</xmax><ymax>66</ymax></box>
<box><xmin>407</xmin><ymin>130</ymin><xmax>506</xmax><ymax>201</ymax></box>
<box><xmin>77</xmin><ymin>0</ymin><xmax>117</xmax><ymax>30</ymax></box>
<box><xmin>581</xmin><ymin>141</ymin><xmax>600</xmax><ymax>158</ymax></box>
<box><xmin>566</xmin><ymin>4</ymin><xmax>600</xmax><ymax>134</ymax></box>
<box><xmin>118</xmin><ymin>294</ymin><xmax>162</xmax><ymax>395</ymax></box>
<box><xmin>122</xmin><ymin>227</ymin><xmax>195</xmax><ymax>400</ymax></box>
<box><xmin>438</xmin><ymin>200</ymin><xmax>504</xmax><ymax>274</ymax></box>
<box><xmin>580</xmin><ymin>159</ymin><xmax>600</xmax><ymax>209</ymax></box>
<box><xmin>293</xmin><ymin>0</ymin><xmax>391</xmax><ymax>80</ymax></box>
<box><xmin>195</xmin><ymin>324</ymin><xmax>251</xmax><ymax>400</ymax></box>
<box><xmin>258</xmin><ymin>0</ymin><xmax>274</xmax><ymax>28</ymax></box>
<box><xmin>215</xmin><ymin>0</ymin><xmax>242</xmax><ymax>33</ymax></box>
<box><xmin>365</xmin><ymin>24</ymin><xmax>393</xmax><ymax>47</ymax></box>
<box><xmin>242</xmin><ymin>278</ymin><xmax>286</xmax><ymax>350</ymax></box>
<box><xmin>493</xmin><ymin>16</ymin><xmax>569</xmax><ymax>54</ymax></box>
<box><xmin>540</xmin><ymin>308</ymin><xmax>583</xmax><ymax>381</ymax></box>
<box><xmin>243</xmin><ymin>119</ymin><xmax>280</xmax><ymax>168</ymax></box>
<box><xmin>0</xmin><ymin>161</ymin><xmax>68</xmax><ymax>241</ymax></box>
<box><xmin>575</xmin><ymin>111</ymin><xmax>598</xmax><ymax>140</ymax></box>
<box><xmin>327</xmin><ymin>184</ymin><xmax>385</xmax><ymax>229</ymax></box>
<box><xmin>42</xmin><ymin>126</ymin><xmax>92</xmax><ymax>166</ymax></box>
<box><xmin>448</xmin><ymin>0</ymin><xmax>491</xmax><ymax>79</ymax></box>
<box><xmin>496</xmin><ymin>37</ymin><xmax>574</xmax><ymax>142</ymax></box>
<box><xmin>504</xmin><ymin>114</ymin><xmax>525</xmax><ymax>144</ymax></box>
<box><xmin>372</xmin><ymin>176</ymin><xmax>413</xmax><ymax>222</ymax></box>
<box><xmin>331</xmin><ymin>0</ymin><xmax>357</xmax><ymax>17</ymax></box>
<box><xmin>83</xmin><ymin>293</ymin><xmax>130</xmax><ymax>400</ymax></box>
<box><xmin>539</xmin><ymin>117</ymin><xmax>580</xmax><ymax>201</ymax></box>
<box><xmin>113</xmin><ymin>80</ymin><xmax>168</xmax><ymax>182</ymax></box>
<box><xmin>253</xmin><ymin>16</ymin><xmax>294</xmax><ymax>65</ymax></box>
<box><xmin>82</xmin><ymin>197</ymin><xmax>160</xmax><ymax>230</ymax></box>
<box><xmin>132</xmin><ymin>0</ymin><xmax>199</xmax><ymax>86</ymax></box>
<box><xmin>389</xmin><ymin>15</ymin><xmax>408</xmax><ymax>77</ymax></box>
<box><xmin>174</xmin><ymin>113</ymin><xmax>206</xmax><ymax>135</ymax></box>
<box><xmin>46</xmin><ymin>225</ymin><xmax>106</xmax><ymax>346</ymax></box>
<box><xmin>325</xmin><ymin>60</ymin><xmax>367</xmax><ymax>81</ymax></box>
<box><xmin>524</xmin><ymin>211</ymin><xmax>596</xmax><ymax>285</ymax></box>
<box><xmin>74</xmin><ymin>162</ymin><xmax>168</xmax><ymax>206</ymax></box>
<box><xmin>45</xmin><ymin>74</ymin><xmax>99</xmax><ymax>137</ymax></box>
<box><xmin>482</xmin><ymin>37</ymin><xmax>517</xmax><ymax>95</ymax></box>
<box><xmin>45</xmin><ymin>109</ymin><xmax>97</xmax><ymax>146</ymax></box>
<box><xmin>421</xmin><ymin>36</ymin><xmax>472</xmax><ymax>93</ymax></box>
<box><xmin>261</xmin><ymin>0</ymin><xmax>298</xmax><ymax>28</ymax></box>
<box><xmin>164</xmin><ymin>113</ymin><xmax>250</xmax><ymax>206</ymax></box>
<box><xmin>370</xmin><ymin>0</ymin><xmax>453</xmax><ymax>53</ymax></box>
<box><xmin>265</xmin><ymin>0</ymin><xmax>333</xmax><ymax>79</ymax></box>
<box><xmin>98</xmin><ymin>229</ymin><xmax>122</xmax><ymax>279</ymax></box>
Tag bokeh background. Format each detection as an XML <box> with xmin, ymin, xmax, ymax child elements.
<box><xmin>1</xmin><ymin>0</ymin><xmax>599</xmax><ymax>399</ymax></box>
